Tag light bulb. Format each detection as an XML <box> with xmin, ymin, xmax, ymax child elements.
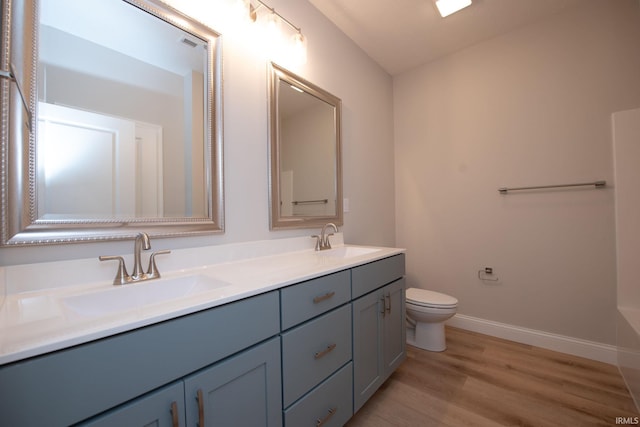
<box><xmin>258</xmin><ymin>9</ymin><xmax>284</xmax><ymax>60</ymax></box>
<box><xmin>291</xmin><ymin>32</ymin><xmax>307</xmax><ymax>66</ymax></box>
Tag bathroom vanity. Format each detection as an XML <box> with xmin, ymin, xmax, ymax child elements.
<box><xmin>0</xmin><ymin>241</ymin><xmax>405</xmax><ymax>426</ymax></box>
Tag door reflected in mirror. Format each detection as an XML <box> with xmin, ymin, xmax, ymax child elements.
<box><xmin>269</xmin><ymin>63</ymin><xmax>343</xmax><ymax>229</ymax></box>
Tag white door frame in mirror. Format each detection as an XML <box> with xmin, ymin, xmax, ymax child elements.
<box><xmin>268</xmin><ymin>62</ymin><xmax>343</xmax><ymax>230</ymax></box>
<box><xmin>0</xmin><ymin>0</ymin><xmax>224</xmax><ymax>245</ymax></box>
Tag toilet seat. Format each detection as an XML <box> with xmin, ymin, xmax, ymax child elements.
<box><xmin>406</xmin><ymin>288</ymin><xmax>458</xmax><ymax>309</ymax></box>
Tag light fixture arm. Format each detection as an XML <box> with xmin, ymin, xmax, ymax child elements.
<box><xmin>250</xmin><ymin>0</ymin><xmax>302</xmax><ymax>35</ymax></box>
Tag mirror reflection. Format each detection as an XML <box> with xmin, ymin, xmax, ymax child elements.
<box><xmin>38</xmin><ymin>0</ymin><xmax>207</xmax><ymax>219</ymax></box>
<box><xmin>269</xmin><ymin>62</ymin><xmax>343</xmax><ymax>229</ymax></box>
<box><xmin>0</xmin><ymin>0</ymin><xmax>223</xmax><ymax>245</ymax></box>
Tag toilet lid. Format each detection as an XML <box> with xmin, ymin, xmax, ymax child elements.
<box><xmin>406</xmin><ymin>288</ymin><xmax>458</xmax><ymax>308</ymax></box>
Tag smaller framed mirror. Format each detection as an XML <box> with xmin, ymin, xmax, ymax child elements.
<box><xmin>268</xmin><ymin>63</ymin><xmax>343</xmax><ymax>229</ymax></box>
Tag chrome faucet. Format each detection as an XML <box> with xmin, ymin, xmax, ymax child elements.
<box><xmin>99</xmin><ymin>232</ymin><xmax>171</xmax><ymax>285</ymax></box>
<box><xmin>312</xmin><ymin>223</ymin><xmax>338</xmax><ymax>251</ymax></box>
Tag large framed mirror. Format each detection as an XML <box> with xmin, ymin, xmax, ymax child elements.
<box><xmin>0</xmin><ymin>0</ymin><xmax>223</xmax><ymax>245</ymax></box>
<box><xmin>268</xmin><ymin>63</ymin><xmax>342</xmax><ymax>229</ymax></box>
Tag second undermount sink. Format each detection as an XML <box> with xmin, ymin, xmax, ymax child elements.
<box><xmin>319</xmin><ymin>246</ymin><xmax>382</xmax><ymax>259</ymax></box>
<box><xmin>63</xmin><ymin>274</ymin><xmax>230</xmax><ymax>317</ymax></box>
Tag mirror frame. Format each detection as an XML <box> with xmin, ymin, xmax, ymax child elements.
<box><xmin>268</xmin><ymin>62</ymin><xmax>343</xmax><ymax>230</ymax></box>
<box><xmin>0</xmin><ymin>0</ymin><xmax>224</xmax><ymax>245</ymax></box>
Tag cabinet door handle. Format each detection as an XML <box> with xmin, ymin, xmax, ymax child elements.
<box><xmin>170</xmin><ymin>401</ymin><xmax>180</xmax><ymax>427</ymax></box>
<box><xmin>316</xmin><ymin>407</ymin><xmax>337</xmax><ymax>427</ymax></box>
<box><xmin>380</xmin><ymin>296</ymin><xmax>386</xmax><ymax>317</ymax></box>
<box><xmin>314</xmin><ymin>343</ymin><xmax>337</xmax><ymax>359</ymax></box>
<box><xmin>313</xmin><ymin>291</ymin><xmax>335</xmax><ymax>304</ymax></box>
<box><xmin>196</xmin><ymin>389</ymin><xmax>205</xmax><ymax>427</ymax></box>
<box><xmin>385</xmin><ymin>293</ymin><xmax>391</xmax><ymax>315</ymax></box>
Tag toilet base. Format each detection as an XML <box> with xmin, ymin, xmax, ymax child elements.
<box><xmin>407</xmin><ymin>321</ymin><xmax>447</xmax><ymax>352</ymax></box>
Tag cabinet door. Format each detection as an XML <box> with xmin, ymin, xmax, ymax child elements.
<box><xmin>184</xmin><ymin>337</ymin><xmax>282</xmax><ymax>427</ymax></box>
<box><xmin>383</xmin><ymin>278</ymin><xmax>406</xmax><ymax>378</ymax></box>
<box><xmin>352</xmin><ymin>289</ymin><xmax>384</xmax><ymax>413</ymax></box>
<box><xmin>352</xmin><ymin>278</ymin><xmax>406</xmax><ymax>413</ymax></box>
<box><xmin>79</xmin><ymin>381</ymin><xmax>185</xmax><ymax>427</ymax></box>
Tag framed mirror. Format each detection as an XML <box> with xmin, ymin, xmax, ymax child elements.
<box><xmin>268</xmin><ymin>63</ymin><xmax>343</xmax><ymax>229</ymax></box>
<box><xmin>0</xmin><ymin>0</ymin><xmax>224</xmax><ymax>245</ymax></box>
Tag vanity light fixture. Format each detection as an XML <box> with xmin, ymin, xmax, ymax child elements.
<box><xmin>435</xmin><ymin>0</ymin><xmax>472</xmax><ymax>17</ymax></box>
<box><xmin>247</xmin><ymin>0</ymin><xmax>307</xmax><ymax>65</ymax></box>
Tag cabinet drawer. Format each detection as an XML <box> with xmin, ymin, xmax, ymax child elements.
<box><xmin>352</xmin><ymin>254</ymin><xmax>405</xmax><ymax>298</ymax></box>
<box><xmin>284</xmin><ymin>362</ymin><xmax>353</xmax><ymax>427</ymax></box>
<box><xmin>280</xmin><ymin>270</ymin><xmax>350</xmax><ymax>330</ymax></box>
<box><xmin>281</xmin><ymin>304</ymin><xmax>352</xmax><ymax>407</ymax></box>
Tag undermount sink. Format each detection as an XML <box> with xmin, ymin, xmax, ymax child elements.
<box><xmin>319</xmin><ymin>246</ymin><xmax>381</xmax><ymax>259</ymax></box>
<box><xmin>63</xmin><ymin>274</ymin><xmax>230</xmax><ymax>317</ymax></box>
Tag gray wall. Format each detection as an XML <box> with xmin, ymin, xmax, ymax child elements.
<box><xmin>394</xmin><ymin>0</ymin><xmax>640</xmax><ymax>345</ymax></box>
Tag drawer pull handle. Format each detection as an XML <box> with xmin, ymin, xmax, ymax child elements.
<box><xmin>385</xmin><ymin>293</ymin><xmax>391</xmax><ymax>314</ymax></box>
<box><xmin>313</xmin><ymin>291</ymin><xmax>336</xmax><ymax>304</ymax></box>
<box><xmin>314</xmin><ymin>343</ymin><xmax>337</xmax><ymax>359</ymax></box>
<box><xmin>196</xmin><ymin>389</ymin><xmax>205</xmax><ymax>427</ymax></box>
<box><xmin>316</xmin><ymin>407</ymin><xmax>337</xmax><ymax>427</ymax></box>
<box><xmin>170</xmin><ymin>401</ymin><xmax>180</xmax><ymax>427</ymax></box>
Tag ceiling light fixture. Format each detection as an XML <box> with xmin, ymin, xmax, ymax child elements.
<box><xmin>435</xmin><ymin>0</ymin><xmax>472</xmax><ymax>17</ymax></box>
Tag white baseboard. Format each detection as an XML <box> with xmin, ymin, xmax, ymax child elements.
<box><xmin>447</xmin><ymin>314</ymin><xmax>617</xmax><ymax>365</ymax></box>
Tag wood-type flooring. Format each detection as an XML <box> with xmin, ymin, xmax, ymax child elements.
<box><xmin>346</xmin><ymin>327</ymin><xmax>638</xmax><ymax>427</ymax></box>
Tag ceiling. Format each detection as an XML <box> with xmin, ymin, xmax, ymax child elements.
<box><xmin>308</xmin><ymin>0</ymin><xmax>584</xmax><ymax>75</ymax></box>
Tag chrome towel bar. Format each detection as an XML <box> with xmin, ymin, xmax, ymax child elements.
<box><xmin>292</xmin><ymin>199</ymin><xmax>328</xmax><ymax>205</ymax></box>
<box><xmin>498</xmin><ymin>180</ymin><xmax>606</xmax><ymax>194</ymax></box>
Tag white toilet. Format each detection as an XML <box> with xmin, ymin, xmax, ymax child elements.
<box><xmin>406</xmin><ymin>288</ymin><xmax>458</xmax><ymax>352</ymax></box>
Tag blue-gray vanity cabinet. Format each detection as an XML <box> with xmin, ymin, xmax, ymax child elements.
<box><xmin>0</xmin><ymin>291</ymin><xmax>280</xmax><ymax>427</ymax></box>
<box><xmin>184</xmin><ymin>336</ymin><xmax>282</xmax><ymax>427</ymax></box>
<box><xmin>281</xmin><ymin>304</ymin><xmax>352</xmax><ymax>407</ymax></box>
<box><xmin>351</xmin><ymin>254</ymin><xmax>405</xmax><ymax>299</ymax></box>
<box><xmin>280</xmin><ymin>270</ymin><xmax>350</xmax><ymax>330</ymax></box>
<box><xmin>279</xmin><ymin>270</ymin><xmax>354</xmax><ymax>426</ymax></box>
<box><xmin>283</xmin><ymin>362</ymin><xmax>353</xmax><ymax>427</ymax></box>
<box><xmin>79</xmin><ymin>381</ymin><xmax>186</xmax><ymax>427</ymax></box>
<box><xmin>352</xmin><ymin>255</ymin><xmax>406</xmax><ymax>413</ymax></box>
<box><xmin>83</xmin><ymin>337</ymin><xmax>282</xmax><ymax>427</ymax></box>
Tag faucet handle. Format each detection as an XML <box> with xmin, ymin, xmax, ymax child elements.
<box><xmin>99</xmin><ymin>255</ymin><xmax>132</xmax><ymax>286</ymax></box>
<box><xmin>146</xmin><ymin>250</ymin><xmax>171</xmax><ymax>279</ymax></box>
<box><xmin>323</xmin><ymin>233</ymin><xmax>335</xmax><ymax>250</ymax></box>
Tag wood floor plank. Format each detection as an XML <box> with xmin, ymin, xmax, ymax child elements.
<box><xmin>346</xmin><ymin>326</ymin><xmax>639</xmax><ymax>427</ymax></box>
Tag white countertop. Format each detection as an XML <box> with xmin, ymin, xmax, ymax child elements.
<box><xmin>0</xmin><ymin>236</ymin><xmax>404</xmax><ymax>365</ymax></box>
